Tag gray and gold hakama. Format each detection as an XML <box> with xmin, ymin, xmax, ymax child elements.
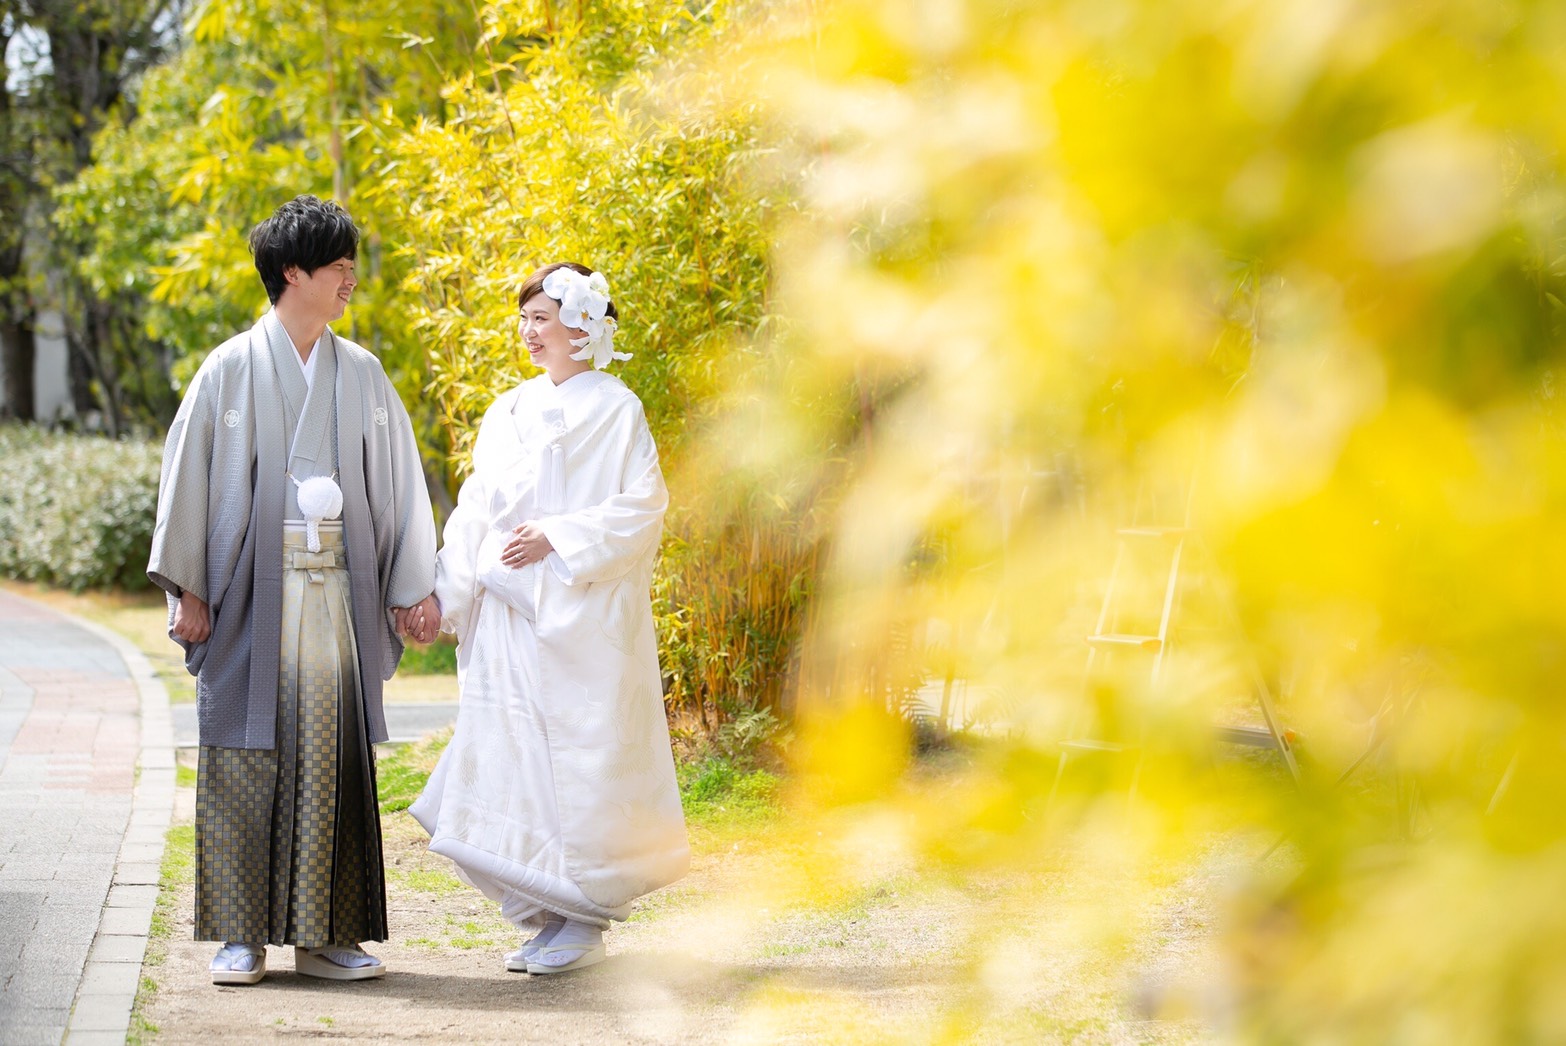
<box><xmin>194</xmin><ymin>526</ymin><xmax>386</xmax><ymax>947</ymax></box>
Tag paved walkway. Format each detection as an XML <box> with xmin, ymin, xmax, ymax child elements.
<box><xmin>170</xmin><ymin>701</ymin><xmax>455</xmax><ymax>748</ymax></box>
<box><xmin>0</xmin><ymin>589</ymin><xmax>174</xmax><ymax>1045</ymax></box>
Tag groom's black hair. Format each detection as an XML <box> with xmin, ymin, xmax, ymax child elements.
<box><xmin>249</xmin><ymin>195</ymin><xmax>360</xmax><ymax>305</ymax></box>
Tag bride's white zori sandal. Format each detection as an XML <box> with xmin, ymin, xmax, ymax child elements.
<box><xmin>524</xmin><ymin>920</ymin><xmax>606</xmax><ymax>975</ymax></box>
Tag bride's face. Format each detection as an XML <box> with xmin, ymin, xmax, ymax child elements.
<box><xmin>518</xmin><ymin>293</ymin><xmax>587</xmax><ymax>378</ymax></box>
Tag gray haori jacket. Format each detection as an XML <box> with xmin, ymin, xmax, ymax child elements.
<box><xmin>147</xmin><ymin>311</ymin><xmax>436</xmax><ymax>749</ymax></box>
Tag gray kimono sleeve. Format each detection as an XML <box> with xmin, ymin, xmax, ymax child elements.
<box><xmin>147</xmin><ymin>365</ymin><xmax>218</xmax><ymax>603</ymax></box>
<box><xmin>378</xmin><ymin>372</ymin><xmax>438</xmax><ymax>615</ymax></box>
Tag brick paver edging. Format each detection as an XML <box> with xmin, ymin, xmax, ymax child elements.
<box><xmin>55</xmin><ymin>609</ymin><xmax>175</xmax><ymax>1046</ymax></box>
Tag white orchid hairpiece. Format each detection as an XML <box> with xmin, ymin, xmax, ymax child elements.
<box><xmin>541</xmin><ymin>267</ymin><xmax>631</xmax><ymax>370</ymax></box>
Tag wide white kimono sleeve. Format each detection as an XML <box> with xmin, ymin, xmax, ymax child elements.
<box><xmin>535</xmin><ymin>410</ymin><xmax>667</xmax><ymax>586</ymax></box>
<box><xmin>434</xmin><ymin>400</ymin><xmax>507</xmax><ymax>639</ymax></box>
<box><xmin>434</xmin><ymin>479</ymin><xmax>488</xmax><ymax>639</ymax></box>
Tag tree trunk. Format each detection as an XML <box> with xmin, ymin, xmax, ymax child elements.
<box><xmin>81</xmin><ymin>297</ymin><xmax>123</xmax><ymax>437</ymax></box>
<box><xmin>0</xmin><ymin>312</ymin><xmax>37</xmax><ymax>422</ymax></box>
<box><xmin>0</xmin><ymin>230</ymin><xmax>34</xmax><ymax>421</ymax></box>
<box><xmin>66</xmin><ymin>332</ymin><xmax>101</xmax><ymax>422</ymax></box>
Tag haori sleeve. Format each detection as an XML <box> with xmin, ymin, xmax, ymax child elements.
<box><xmin>379</xmin><ymin>372</ymin><xmax>439</xmax><ymax>612</ymax></box>
<box><xmin>147</xmin><ymin>361</ymin><xmax>219</xmax><ymax>604</ymax></box>
<box><xmin>536</xmin><ymin>400</ymin><xmax>668</xmax><ymax>586</ymax></box>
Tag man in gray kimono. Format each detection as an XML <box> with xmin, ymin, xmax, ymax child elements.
<box><xmin>148</xmin><ymin>195</ymin><xmax>439</xmax><ymax>985</ymax></box>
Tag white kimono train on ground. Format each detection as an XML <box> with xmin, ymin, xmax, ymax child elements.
<box><xmin>410</xmin><ymin>370</ymin><xmax>689</xmax><ymax>929</ymax></box>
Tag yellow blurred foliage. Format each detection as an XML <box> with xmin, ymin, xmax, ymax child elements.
<box><xmin>697</xmin><ymin>0</ymin><xmax>1566</xmax><ymax>1038</ymax></box>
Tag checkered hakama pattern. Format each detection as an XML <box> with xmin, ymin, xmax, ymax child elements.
<box><xmin>194</xmin><ymin>529</ymin><xmax>387</xmax><ymax>946</ymax></box>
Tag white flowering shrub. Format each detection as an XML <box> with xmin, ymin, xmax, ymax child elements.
<box><xmin>0</xmin><ymin>427</ymin><xmax>162</xmax><ymax>591</ymax></box>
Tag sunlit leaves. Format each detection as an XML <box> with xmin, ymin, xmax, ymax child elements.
<box><xmin>62</xmin><ymin>0</ymin><xmax>480</xmax><ymax>397</ymax></box>
<box><xmin>370</xmin><ymin>1</ymin><xmax>792</xmax><ymax>724</ymax></box>
<box><xmin>705</xmin><ymin>0</ymin><xmax>1566</xmax><ymax>1035</ymax></box>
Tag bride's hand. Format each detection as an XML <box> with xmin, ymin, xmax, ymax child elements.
<box><xmin>502</xmin><ymin>522</ymin><xmax>554</xmax><ymax>567</ymax></box>
<box><xmin>409</xmin><ymin>593</ymin><xmax>441</xmax><ymax>644</ymax></box>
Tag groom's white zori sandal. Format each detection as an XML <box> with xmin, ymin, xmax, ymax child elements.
<box><xmin>294</xmin><ymin>945</ymin><xmax>386</xmax><ymax>980</ymax></box>
<box><xmin>210</xmin><ymin>942</ymin><xmax>266</xmax><ymax>986</ymax></box>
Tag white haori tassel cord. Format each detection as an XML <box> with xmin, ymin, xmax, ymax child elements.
<box><xmin>539</xmin><ymin>407</ymin><xmax>567</xmax><ymax>514</ymax></box>
<box><xmin>289</xmin><ymin>471</ymin><xmax>343</xmax><ymax>552</ymax></box>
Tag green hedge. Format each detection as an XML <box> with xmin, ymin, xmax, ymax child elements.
<box><xmin>0</xmin><ymin>426</ymin><xmax>162</xmax><ymax>591</ymax></box>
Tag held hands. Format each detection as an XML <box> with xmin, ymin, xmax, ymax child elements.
<box><xmin>394</xmin><ymin>593</ymin><xmax>442</xmax><ymax>645</ymax></box>
<box><xmin>503</xmin><ymin>521</ymin><xmax>554</xmax><ymax>569</ymax></box>
<box><xmin>172</xmin><ymin>591</ymin><xmax>211</xmax><ymax>644</ymax></box>
<box><xmin>393</xmin><ymin>522</ymin><xmax>550</xmax><ymax>645</ymax></box>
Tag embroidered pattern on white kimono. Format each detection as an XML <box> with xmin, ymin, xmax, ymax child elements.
<box><xmin>410</xmin><ymin>370</ymin><xmax>689</xmax><ymax>928</ymax></box>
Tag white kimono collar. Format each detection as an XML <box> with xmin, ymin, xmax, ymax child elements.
<box><xmin>543</xmin><ymin>368</ymin><xmax>611</xmax><ymax>408</ymax></box>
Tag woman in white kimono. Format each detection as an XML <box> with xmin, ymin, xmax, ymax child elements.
<box><xmin>410</xmin><ymin>263</ymin><xmax>689</xmax><ymax>974</ymax></box>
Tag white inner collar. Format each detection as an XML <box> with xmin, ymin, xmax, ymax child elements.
<box><xmin>293</xmin><ymin>341</ymin><xmax>318</xmax><ymax>391</ymax></box>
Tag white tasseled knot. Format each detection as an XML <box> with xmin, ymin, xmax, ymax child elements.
<box><xmin>538</xmin><ymin>408</ymin><xmax>568</xmax><ymax>513</ymax></box>
<box><xmin>292</xmin><ymin>474</ymin><xmax>344</xmax><ymax>553</ymax></box>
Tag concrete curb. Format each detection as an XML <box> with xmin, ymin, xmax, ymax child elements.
<box><xmin>54</xmin><ymin>611</ymin><xmax>175</xmax><ymax>1045</ymax></box>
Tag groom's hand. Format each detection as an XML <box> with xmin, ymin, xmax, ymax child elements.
<box><xmin>172</xmin><ymin>591</ymin><xmax>211</xmax><ymax>643</ymax></box>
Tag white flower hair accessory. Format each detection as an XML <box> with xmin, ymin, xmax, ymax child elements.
<box><xmin>541</xmin><ymin>267</ymin><xmax>632</xmax><ymax>370</ymax></box>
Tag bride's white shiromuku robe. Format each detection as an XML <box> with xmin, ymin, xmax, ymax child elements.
<box><xmin>410</xmin><ymin>369</ymin><xmax>689</xmax><ymax>929</ymax></box>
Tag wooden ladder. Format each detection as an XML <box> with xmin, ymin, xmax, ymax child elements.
<box><xmin>1052</xmin><ymin>481</ymin><xmax>1302</xmax><ymax>799</ymax></box>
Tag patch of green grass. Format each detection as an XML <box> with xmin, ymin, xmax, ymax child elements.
<box><xmin>176</xmin><ymin>763</ymin><xmax>197</xmax><ymax>788</ymax></box>
<box><xmin>401</xmin><ymin>910</ymin><xmax>512</xmax><ymax>951</ymax></box>
<box><xmin>398</xmin><ymin>636</ymin><xmax>458</xmax><ymax>674</ymax></box>
<box><xmin>444</xmin><ymin>914</ymin><xmax>505</xmax><ymax>950</ymax></box>
<box><xmin>130</xmin><ymin>820</ymin><xmax>196</xmax><ymax>1044</ymax></box>
<box><xmin>377</xmin><ymin>728</ymin><xmax>452</xmax><ymax>813</ymax></box>
<box><xmin>387</xmin><ymin>866</ymin><xmax>467</xmax><ymax>895</ymax></box>
<box><xmin>126</xmin><ymin>977</ymin><xmax>159</xmax><ymax>1046</ymax></box>
<box><xmin>403</xmin><ymin>936</ymin><xmax>444</xmax><ymax>950</ymax></box>
<box><xmin>147</xmin><ymin>823</ymin><xmax>196</xmax><ymax>944</ymax></box>
<box><xmin>757</xmin><ymin>941</ymin><xmax>814</xmax><ymax>958</ymax></box>
<box><xmin>678</xmin><ymin>757</ymin><xmax>783</xmax><ymax>833</ymax></box>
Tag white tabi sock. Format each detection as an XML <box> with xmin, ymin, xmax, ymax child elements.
<box><xmin>530</xmin><ymin>920</ymin><xmax>603</xmax><ymax>968</ymax></box>
<box><xmin>506</xmin><ymin>912</ymin><xmax>567</xmax><ymax>967</ymax></box>
<box><xmin>212</xmin><ymin>942</ymin><xmax>263</xmax><ymax>972</ymax></box>
<box><xmin>523</xmin><ymin>913</ymin><xmax>567</xmax><ymax>955</ymax></box>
